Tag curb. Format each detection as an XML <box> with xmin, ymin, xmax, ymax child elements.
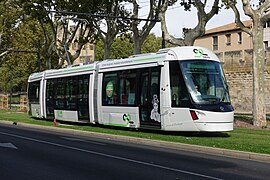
<box><xmin>1</xmin><ymin>120</ymin><xmax>270</xmax><ymax>163</ymax></box>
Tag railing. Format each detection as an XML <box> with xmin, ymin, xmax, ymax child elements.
<box><xmin>0</xmin><ymin>95</ymin><xmax>8</xmax><ymax>109</ymax></box>
<box><xmin>0</xmin><ymin>95</ymin><xmax>28</xmax><ymax>112</ymax></box>
<box><xmin>20</xmin><ymin>95</ymin><xmax>28</xmax><ymax>112</ymax></box>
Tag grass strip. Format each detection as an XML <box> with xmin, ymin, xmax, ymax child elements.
<box><xmin>1</xmin><ymin>110</ymin><xmax>270</xmax><ymax>154</ymax></box>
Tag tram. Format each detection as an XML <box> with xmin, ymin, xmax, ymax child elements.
<box><xmin>28</xmin><ymin>46</ymin><xmax>234</xmax><ymax>132</ymax></box>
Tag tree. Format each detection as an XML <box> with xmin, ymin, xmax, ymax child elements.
<box><xmin>159</xmin><ymin>0</ymin><xmax>220</xmax><ymax>46</ymax></box>
<box><xmin>0</xmin><ymin>0</ymin><xmax>19</xmax><ymax>56</ymax></box>
<box><xmin>224</xmin><ymin>0</ymin><xmax>270</xmax><ymax>127</ymax></box>
<box><xmin>110</xmin><ymin>34</ymin><xmax>133</xmax><ymax>59</ymax></box>
<box><xmin>54</xmin><ymin>18</ymin><xmax>94</xmax><ymax>67</ymax></box>
<box><xmin>95</xmin><ymin>33</ymin><xmax>164</xmax><ymax>60</ymax></box>
<box><xmin>22</xmin><ymin>0</ymin><xmax>97</xmax><ymax>68</ymax></box>
<box><xmin>11</xmin><ymin>16</ymin><xmax>47</xmax><ymax>91</ymax></box>
<box><xmin>131</xmin><ymin>0</ymin><xmax>162</xmax><ymax>54</ymax></box>
<box><xmin>0</xmin><ymin>0</ymin><xmax>26</xmax><ymax>92</ymax></box>
<box><xmin>93</xmin><ymin>0</ymin><xmax>131</xmax><ymax>59</ymax></box>
<box><xmin>0</xmin><ymin>1</ymin><xmax>48</xmax><ymax>92</ymax></box>
<box><xmin>141</xmin><ymin>33</ymin><xmax>166</xmax><ymax>53</ymax></box>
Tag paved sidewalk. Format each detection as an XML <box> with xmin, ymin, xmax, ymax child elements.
<box><xmin>1</xmin><ymin>120</ymin><xmax>270</xmax><ymax>163</ymax></box>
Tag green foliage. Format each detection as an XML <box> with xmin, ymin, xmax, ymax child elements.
<box><xmin>96</xmin><ymin>33</ymin><xmax>165</xmax><ymax>60</ymax></box>
<box><xmin>0</xmin><ymin>1</ymin><xmax>49</xmax><ymax>92</ymax></box>
<box><xmin>0</xmin><ymin>0</ymin><xmax>21</xmax><ymax>52</ymax></box>
<box><xmin>0</xmin><ymin>65</ymin><xmax>9</xmax><ymax>93</ymax></box>
<box><xmin>0</xmin><ymin>0</ymin><xmax>173</xmax><ymax>93</ymax></box>
<box><xmin>95</xmin><ymin>39</ymin><xmax>104</xmax><ymax>61</ymax></box>
<box><xmin>110</xmin><ymin>34</ymin><xmax>133</xmax><ymax>59</ymax></box>
<box><xmin>141</xmin><ymin>33</ymin><xmax>164</xmax><ymax>54</ymax></box>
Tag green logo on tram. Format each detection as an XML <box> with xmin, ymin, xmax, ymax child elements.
<box><xmin>123</xmin><ymin>114</ymin><xmax>131</xmax><ymax>122</ymax></box>
<box><xmin>58</xmin><ymin>111</ymin><xmax>63</xmax><ymax>117</ymax></box>
<box><xmin>193</xmin><ymin>48</ymin><xmax>210</xmax><ymax>59</ymax></box>
<box><xmin>193</xmin><ymin>48</ymin><xmax>204</xmax><ymax>58</ymax></box>
<box><xmin>106</xmin><ymin>81</ymin><xmax>114</xmax><ymax>98</ymax></box>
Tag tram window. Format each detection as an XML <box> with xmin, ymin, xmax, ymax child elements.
<box><xmin>180</xmin><ymin>61</ymin><xmax>231</xmax><ymax>104</ymax></box>
<box><xmin>150</xmin><ymin>70</ymin><xmax>159</xmax><ymax>96</ymax></box>
<box><xmin>66</xmin><ymin>77</ymin><xmax>77</xmax><ymax>110</ymax></box>
<box><xmin>78</xmin><ymin>75</ymin><xmax>89</xmax><ymax>119</ymax></box>
<box><xmin>103</xmin><ymin>70</ymin><xmax>137</xmax><ymax>106</ymax></box>
<box><xmin>46</xmin><ymin>79</ymin><xmax>54</xmax><ymax>116</ymax></box>
<box><xmin>103</xmin><ymin>72</ymin><xmax>118</xmax><ymax>105</ymax></box>
<box><xmin>55</xmin><ymin>78</ymin><xmax>66</xmax><ymax>109</ymax></box>
<box><xmin>45</xmin><ymin>75</ymin><xmax>90</xmax><ymax>120</ymax></box>
<box><xmin>169</xmin><ymin>61</ymin><xmax>190</xmax><ymax>107</ymax></box>
<box><xmin>78</xmin><ymin>75</ymin><xmax>89</xmax><ymax>99</ymax></box>
<box><xmin>28</xmin><ymin>81</ymin><xmax>40</xmax><ymax>104</ymax></box>
<box><xmin>119</xmin><ymin>70</ymin><xmax>136</xmax><ymax>105</ymax></box>
<box><xmin>46</xmin><ymin>79</ymin><xmax>55</xmax><ymax>116</ymax></box>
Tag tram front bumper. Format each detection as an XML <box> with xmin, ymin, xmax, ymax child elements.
<box><xmin>195</xmin><ymin>122</ymin><xmax>233</xmax><ymax>132</ymax></box>
<box><xmin>193</xmin><ymin>110</ymin><xmax>234</xmax><ymax>132</ymax></box>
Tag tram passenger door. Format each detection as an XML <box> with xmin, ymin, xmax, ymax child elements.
<box><xmin>139</xmin><ymin>67</ymin><xmax>161</xmax><ymax>129</ymax></box>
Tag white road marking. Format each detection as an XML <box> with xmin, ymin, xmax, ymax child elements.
<box><xmin>61</xmin><ymin>136</ymin><xmax>106</xmax><ymax>146</ymax></box>
<box><xmin>0</xmin><ymin>131</ymin><xmax>223</xmax><ymax>180</ymax></box>
<box><xmin>0</xmin><ymin>142</ymin><xmax>18</xmax><ymax>149</ymax></box>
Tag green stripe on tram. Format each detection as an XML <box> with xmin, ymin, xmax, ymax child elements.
<box><xmin>63</xmin><ymin>66</ymin><xmax>94</xmax><ymax>73</ymax></box>
<box><xmin>133</xmin><ymin>56</ymin><xmax>163</xmax><ymax>62</ymax></box>
<box><xmin>104</xmin><ymin>123</ymin><xmax>128</xmax><ymax>127</ymax></box>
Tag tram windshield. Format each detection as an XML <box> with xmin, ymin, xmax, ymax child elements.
<box><xmin>28</xmin><ymin>81</ymin><xmax>40</xmax><ymax>104</ymax></box>
<box><xmin>180</xmin><ymin>60</ymin><xmax>230</xmax><ymax>104</ymax></box>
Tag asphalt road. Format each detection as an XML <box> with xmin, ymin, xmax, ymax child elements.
<box><xmin>0</xmin><ymin>123</ymin><xmax>270</xmax><ymax>180</ymax></box>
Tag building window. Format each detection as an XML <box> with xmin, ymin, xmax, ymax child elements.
<box><xmin>80</xmin><ymin>56</ymin><xmax>91</xmax><ymax>63</ymax></box>
<box><xmin>226</xmin><ymin>34</ymin><xmax>231</xmax><ymax>46</ymax></box>
<box><xmin>90</xmin><ymin>45</ymin><xmax>94</xmax><ymax>50</ymax></box>
<box><xmin>213</xmin><ymin>36</ymin><xmax>218</xmax><ymax>51</ymax></box>
<box><xmin>89</xmin><ymin>55</ymin><xmax>93</xmax><ymax>61</ymax></box>
<box><xmin>238</xmin><ymin>32</ymin><xmax>242</xmax><ymax>44</ymax></box>
<box><xmin>72</xmin><ymin>42</ymin><xmax>77</xmax><ymax>50</ymax></box>
<box><xmin>264</xmin><ymin>41</ymin><xmax>268</xmax><ymax>49</ymax></box>
<box><xmin>264</xmin><ymin>21</ymin><xmax>270</xmax><ymax>28</ymax></box>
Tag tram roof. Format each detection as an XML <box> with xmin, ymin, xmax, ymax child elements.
<box><xmin>160</xmin><ymin>46</ymin><xmax>219</xmax><ymax>62</ymax></box>
<box><xmin>28</xmin><ymin>63</ymin><xmax>96</xmax><ymax>82</ymax></box>
<box><xmin>44</xmin><ymin>63</ymin><xmax>96</xmax><ymax>79</ymax></box>
<box><xmin>98</xmin><ymin>46</ymin><xmax>219</xmax><ymax>70</ymax></box>
<box><xmin>28</xmin><ymin>71</ymin><xmax>45</xmax><ymax>82</ymax></box>
<box><xmin>28</xmin><ymin>46</ymin><xmax>219</xmax><ymax>82</ymax></box>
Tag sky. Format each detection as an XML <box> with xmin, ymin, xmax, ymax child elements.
<box><xmin>135</xmin><ymin>0</ymin><xmax>250</xmax><ymax>37</ymax></box>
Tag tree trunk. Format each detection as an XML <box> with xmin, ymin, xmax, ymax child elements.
<box><xmin>252</xmin><ymin>21</ymin><xmax>267</xmax><ymax>127</ymax></box>
<box><xmin>104</xmin><ymin>41</ymin><xmax>111</xmax><ymax>60</ymax></box>
<box><xmin>46</xmin><ymin>56</ymin><xmax>51</xmax><ymax>69</ymax></box>
<box><xmin>133</xmin><ymin>37</ymin><xmax>142</xmax><ymax>54</ymax></box>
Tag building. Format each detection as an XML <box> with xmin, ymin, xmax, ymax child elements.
<box><xmin>70</xmin><ymin>40</ymin><xmax>95</xmax><ymax>64</ymax></box>
<box><xmin>195</xmin><ymin>20</ymin><xmax>253</xmax><ymax>53</ymax></box>
<box><xmin>195</xmin><ymin>20</ymin><xmax>270</xmax><ymax>71</ymax></box>
<box><xmin>57</xmin><ymin>25</ymin><xmax>95</xmax><ymax>65</ymax></box>
<box><xmin>195</xmin><ymin>19</ymin><xmax>270</xmax><ymax>52</ymax></box>
<box><xmin>195</xmin><ymin>20</ymin><xmax>270</xmax><ymax>114</ymax></box>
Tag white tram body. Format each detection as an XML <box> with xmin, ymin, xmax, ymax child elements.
<box><xmin>28</xmin><ymin>46</ymin><xmax>234</xmax><ymax>132</ymax></box>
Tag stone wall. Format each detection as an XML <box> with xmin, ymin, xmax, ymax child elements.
<box><xmin>223</xmin><ymin>48</ymin><xmax>270</xmax><ymax>114</ymax></box>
